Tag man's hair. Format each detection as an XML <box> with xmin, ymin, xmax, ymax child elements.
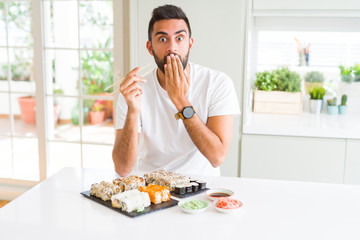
<box><xmin>148</xmin><ymin>4</ymin><xmax>192</xmax><ymax>41</ymax></box>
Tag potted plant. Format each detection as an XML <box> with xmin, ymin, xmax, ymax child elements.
<box><xmin>253</xmin><ymin>67</ymin><xmax>302</xmax><ymax>114</ymax></box>
<box><xmin>304</xmin><ymin>71</ymin><xmax>325</xmax><ymax>93</ymax></box>
<box><xmin>89</xmin><ymin>100</ymin><xmax>105</xmax><ymax>124</ymax></box>
<box><xmin>338</xmin><ymin>94</ymin><xmax>347</xmax><ymax>115</ymax></box>
<box><xmin>326</xmin><ymin>97</ymin><xmax>337</xmax><ymax>115</ymax></box>
<box><xmin>353</xmin><ymin>64</ymin><xmax>360</xmax><ymax>82</ymax></box>
<box><xmin>339</xmin><ymin>65</ymin><xmax>353</xmax><ymax>83</ymax></box>
<box><xmin>309</xmin><ymin>86</ymin><xmax>326</xmax><ymax>114</ymax></box>
<box><xmin>17</xmin><ymin>95</ymin><xmax>36</xmax><ymax>124</ymax></box>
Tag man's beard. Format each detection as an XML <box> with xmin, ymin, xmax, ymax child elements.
<box><xmin>152</xmin><ymin>47</ymin><xmax>190</xmax><ymax>74</ymax></box>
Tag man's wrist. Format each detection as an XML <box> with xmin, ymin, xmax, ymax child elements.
<box><xmin>127</xmin><ymin>107</ymin><xmax>140</xmax><ymax>117</ymax></box>
<box><xmin>174</xmin><ymin>98</ymin><xmax>191</xmax><ymax>112</ymax></box>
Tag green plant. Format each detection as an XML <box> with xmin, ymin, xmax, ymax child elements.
<box><xmin>339</xmin><ymin>65</ymin><xmax>353</xmax><ymax>83</ymax></box>
<box><xmin>81</xmin><ymin>38</ymin><xmax>113</xmax><ymax>94</ymax></box>
<box><xmin>273</xmin><ymin>66</ymin><xmax>301</xmax><ymax>92</ymax></box>
<box><xmin>309</xmin><ymin>86</ymin><xmax>326</xmax><ymax>100</ymax></box>
<box><xmin>341</xmin><ymin>94</ymin><xmax>347</xmax><ymax>106</ymax></box>
<box><xmin>254</xmin><ymin>71</ymin><xmax>276</xmax><ymax>91</ymax></box>
<box><xmin>304</xmin><ymin>71</ymin><xmax>325</xmax><ymax>83</ymax></box>
<box><xmin>352</xmin><ymin>64</ymin><xmax>360</xmax><ymax>82</ymax></box>
<box><xmin>327</xmin><ymin>97</ymin><xmax>337</xmax><ymax>106</ymax></box>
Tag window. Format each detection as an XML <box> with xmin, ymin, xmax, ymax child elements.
<box><xmin>0</xmin><ymin>0</ymin><xmax>121</xmax><ymax>183</ymax></box>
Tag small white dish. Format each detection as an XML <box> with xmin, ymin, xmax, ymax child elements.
<box><xmin>212</xmin><ymin>198</ymin><xmax>243</xmax><ymax>214</ymax></box>
<box><xmin>178</xmin><ymin>199</ymin><xmax>209</xmax><ymax>214</ymax></box>
<box><xmin>205</xmin><ymin>188</ymin><xmax>234</xmax><ymax>201</ymax></box>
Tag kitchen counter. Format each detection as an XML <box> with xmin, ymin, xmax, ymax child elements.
<box><xmin>0</xmin><ymin>167</ymin><xmax>360</xmax><ymax>240</ymax></box>
<box><xmin>243</xmin><ymin>112</ymin><xmax>360</xmax><ymax>139</ymax></box>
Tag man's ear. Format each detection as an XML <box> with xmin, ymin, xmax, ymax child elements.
<box><xmin>189</xmin><ymin>37</ymin><xmax>194</xmax><ymax>53</ymax></box>
<box><xmin>146</xmin><ymin>41</ymin><xmax>153</xmax><ymax>56</ymax></box>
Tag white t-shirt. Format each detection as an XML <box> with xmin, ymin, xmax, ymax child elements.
<box><xmin>116</xmin><ymin>62</ymin><xmax>240</xmax><ymax>176</ymax></box>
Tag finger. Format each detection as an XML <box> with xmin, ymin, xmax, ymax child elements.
<box><xmin>127</xmin><ymin>66</ymin><xmax>141</xmax><ymax>77</ymax></box>
<box><xmin>176</xmin><ymin>56</ymin><xmax>185</xmax><ymax>79</ymax></box>
<box><xmin>120</xmin><ymin>76</ymin><xmax>146</xmax><ymax>92</ymax></box>
<box><xmin>165</xmin><ymin>56</ymin><xmax>173</xmax><ymax>86</ymax></box>
<box><xmin>171</xmin><ymin>54</ymin><xmax>179</xmax><ymax>81</ymax></box>
<box><xmin>127</xmin><ymin>88</ymin><xmax>143</xmax><ymax>99</ymax></box>
<box><xmin>122</xmin><ymin>82</ymin><xmax>143</xmax><ymax>96</ymax></box>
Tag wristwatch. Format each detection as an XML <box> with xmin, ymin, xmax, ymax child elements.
<box><xmin>174</xmin><ymin>106</ymin><xmax>196</xmax><ymax>120</ymax></box>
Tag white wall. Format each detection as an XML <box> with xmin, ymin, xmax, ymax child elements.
<box><xmin>132</xmin><ymin>0</ymin><xmax>246</xmax><ymax>176</ymax></box>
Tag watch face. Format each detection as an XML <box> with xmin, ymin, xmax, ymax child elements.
<box><xmin>183</xmin><ymin>107</ymin><xmax>195</xmax><ymax>119</ymax></box>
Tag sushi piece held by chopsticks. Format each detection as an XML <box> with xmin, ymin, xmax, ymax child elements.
<box><xmin>105</xmin><ymin>63</ymin><xmax>152</xmax><ymax>92</ymax></box>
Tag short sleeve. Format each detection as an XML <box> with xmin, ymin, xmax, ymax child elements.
<box><xmin>115</xmin><ymin>94</ymin><xmax>142</xmax><ymax>133</ymax></box>
<box><xmin>208</xmin><ymin>73</ymin><xmax>241</xmax><ymax>117</ymax></box>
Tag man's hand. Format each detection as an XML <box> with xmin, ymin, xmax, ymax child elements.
<box><xmin>119</xmin><ymin>67</ymin><xmax>146</xmax><ymax>113</ymax></box>
<box><xmin>164</xmin><ymin>54</ymin><xmax>191</xmax><ymax>111</ymax></box>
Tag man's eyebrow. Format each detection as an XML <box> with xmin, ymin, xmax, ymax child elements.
<box><xmin>175</xmin><ymin>29</ymin><xmax>187</xmax><ymax>35</ymax></box>
<box><xmin>154</xmin><ymin>29</ymin><xmax>187</xmax><ymax>37</ymax></box>
<box><xmin>154</xmin><ymin>31</ymin><xmax>168</xmax><ymax>37</ymax></box>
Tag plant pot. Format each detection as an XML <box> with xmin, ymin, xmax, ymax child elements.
<box><xmin>89</xmin><ymin>111</ymin><xmax>105</xmax><ymax>124</ymax></box>
<box><xmin>309</xmin><ymin>99</ymin><xmax>323</xmax><ymax>114</ymax></box>
<box><xmin>338</xmin><ymin>105</ymin><xmax>347</xmax><ymax>115</ymax></box>
<box><xmin>17</xmin><ymin>96</ymin><xmax>36</xmax><ymax>124</ymax></box>
<box><xmin>327</xmin><ymin>105</ymin><xmax>337</xmax><ymax>115</ymax></box>
<box><xmin>98</xmin><ymin>93</ymin><xmax>113</xmax><ymax>119</ymax></box>
<box><xmin>253</xmin><ymin>90</ymin><xmax>303</xmax><ymax>114</ymax></box>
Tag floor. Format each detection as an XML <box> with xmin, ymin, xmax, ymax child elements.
<box><xmin>0</xmin><ymin>200</ymin><xmax>10</xmax><ymax>208</ymax></box>
<box><xmin>0</xmin><ymin>117</ymin><xmax>116</xmax><ymax>180</ymax></box>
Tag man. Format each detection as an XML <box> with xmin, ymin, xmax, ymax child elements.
<box><xmin>112</xmin><ymin>4</ymin><xmax>240</xmax><ymax>177</ymax></box>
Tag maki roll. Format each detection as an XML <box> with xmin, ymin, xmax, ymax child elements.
<box><xmin>174</xmin><ymin>185</ymin><xmax>186</xmax><ymax>195</ymax></box>
<box><xmin>191</xmin><ymin>182</ymin><xmax>199</xmax><ymax>192</ymax></box>
<box><xmin>184</xmin><ymin>184</ymin><xmax>192</xmax><ymax>193</ymax></box>
<box><xmin>190</xmin><ymin>178</ymin><xmax>198</xmax><ymax>183</ymax></box>
<box><xmin>196</xmin><ymin>180</ymin><xmax>206</xmax><ymax>190</ymax></box>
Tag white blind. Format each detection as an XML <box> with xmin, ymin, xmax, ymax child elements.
<box><xmin>257</xmin><ymin>31</ymin><xmax>360</xmax><ymax>68</ymax></box>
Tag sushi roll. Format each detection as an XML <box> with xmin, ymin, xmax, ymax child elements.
<box><xmin>139</xmin><ymin>184</ymin><xmax>171</xmax><ymax>204</ymax></box>
<box><xmin>191</xmin><ymin>182</ymin><xmax>199</xmax><ymax>192</ymax></box>
<box><xmin>190</xmin><ymin>178</ymin><xmax>198</xmax><ymax>183</ymax></box>
<box><xmin>184</xmin><ymin>184</ymin><xmax>192</xmax><ymax>193</ymax></box>
<box><xmin>174</xmin><ymin>185</ymin><xmax>186</xmax><ymax>195</ymax></box>
<box><xmin>196</xmin><ymin>180</ymin><xmax>206</xmax><ymax>190</ymax></box>
<box><xmin>111</xmin><ymin>189</ymin><xmax>151</xmax><ymax>213</ymax></box>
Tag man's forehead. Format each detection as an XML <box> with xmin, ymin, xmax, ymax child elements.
<box><xmin>153</xmin><ymin>19</ymin><xmax>189</xmax><ymax>35</ymax></box>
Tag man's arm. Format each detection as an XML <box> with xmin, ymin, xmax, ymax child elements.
<box><xmin>112</xmin><ymin>67</ymin><xmax>145</xmax><ymax>177</ymax></box>
<box><xmin>112</xmin><ymin>114</ymin><xmax>140</xmax><ymax>177</ymax></box>
<box><xmin>183</xmin><ymin>114</ymin><xmax>233</xmax><ymax>168</ymax></box>
<box><xmin>165</xmin><ymin>54</ymin><xmax>234</xmax><ymax>168</ymax></box>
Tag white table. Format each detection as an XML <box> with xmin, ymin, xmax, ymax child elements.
<box><xmin>1</xmin><ymin>167</ymin><xmax>360</xmax><ymax>240</ymax></box>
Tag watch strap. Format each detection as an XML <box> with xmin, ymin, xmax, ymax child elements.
<box><xmin>174</xmin><ymin>106</ymin><xmax>195</xmax><ymax>120</ymax></box>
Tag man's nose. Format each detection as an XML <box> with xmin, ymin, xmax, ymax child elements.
<box><xmin>166</xmin><ymin>39</ymin><xmax>178</xmax><ymax>54</ymax></box>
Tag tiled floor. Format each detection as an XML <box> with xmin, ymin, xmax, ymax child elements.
<box><xmin>0</xmin><ymin>200</ymin><xmax>10</xmax><ymax>208</ymax></box>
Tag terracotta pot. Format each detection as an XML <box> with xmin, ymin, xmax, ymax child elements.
<box><xmin>89</xmin><ymin>111</ymin><xmax>105</xmax><ymax>124</ymax></box>
<box><xmin>17</xmin><ymin>96</ymin><xmax>36</xmax><ymax>124</ymax></box>
<box><xmin>98</xmin><ymin>93</ymin><xmax>113</xmax><ymax>119</ymax></box>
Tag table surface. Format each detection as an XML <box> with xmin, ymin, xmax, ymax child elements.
<box><xmin>1</xmin><ymin>167</ymin><xmax>360</xmax><ymax>240</ymax></box>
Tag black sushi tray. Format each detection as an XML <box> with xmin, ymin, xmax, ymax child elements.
<box><xmin>81</xmin><ymin>190</ymin><xmax>178</xmax><ymax>218</ymax></box>
<box><xmin>170</xmin><ymin>187</ymin><xmax>209</xmax><ymax>198</ymax></box>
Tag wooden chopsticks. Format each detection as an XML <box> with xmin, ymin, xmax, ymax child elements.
<box><xmin>105</xmin><ymin>63</ymin><xmax>152</xmax><ymax>94</ymax></box>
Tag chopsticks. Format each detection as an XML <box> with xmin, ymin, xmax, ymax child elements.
<box><xmin>105</xmin><ymin>63</ymin><xmax>152</xmax><ymax>93</ymax></box>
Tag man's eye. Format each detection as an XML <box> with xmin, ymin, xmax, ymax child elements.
<box><xmin>159</xmin><ymin>37</ymin><xmax>166</xmax><ymax>42</ymax></box>
<box><xmin>177</xmin><ymin>36</ymin><xmax>184</xmax><ymax>41</ymax></box>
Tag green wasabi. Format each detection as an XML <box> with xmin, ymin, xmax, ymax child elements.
<box><xmin>182</xmin><ymin>200</ymin><xmax>208</xmax><ymax>210</ymax></box>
